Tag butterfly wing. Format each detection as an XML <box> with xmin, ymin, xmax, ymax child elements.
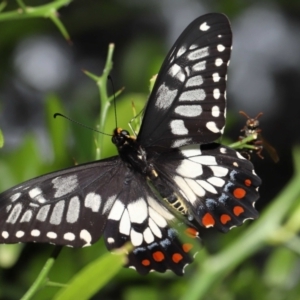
<box><xmin>138</xmin><ymin>13</ymin><xmax>232</xmax><ymax>150</ymax></box>
<box><xmin>0</xmin><ymin>156</ymin><xmax>122</xmax><ymax>246</ymax></box>
<box><xmin>0</xmin><ymin>156</ymin><xmax>199</xmax><ymax>274</ymax></box>
<box><xmin>103</xmin><ymin>172</ymin><xmax>199</xmax><ymax>275</ymax></box>
<box><xmin>152</xmin><ymin>144</ymin><xmax>261</xmax><ymax>232</ymax></box>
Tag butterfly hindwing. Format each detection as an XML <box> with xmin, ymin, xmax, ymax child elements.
<box><xmin>103</xmin><ymin>174</ymin><xmax>199</xmax><ymax>275</ymax></box>
<box><xmin>138</xmin><ymin>13</ymin><xmax>232</xmax><ymax>150</ymax></box>
<box><xmin>153</xmin><ymin>143</ymin><xmax>261</xmax><ymax>232</ymax></box>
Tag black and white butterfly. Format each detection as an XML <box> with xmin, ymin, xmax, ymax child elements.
<box><xmin>0</xmin><ymin>13</ymin><xmax>261</xmax><ymax>275</ymax></box>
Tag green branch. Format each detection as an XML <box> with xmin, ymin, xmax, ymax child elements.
<box><xmin>0</xmin><ymin>0</ymin><xmax>72</xmax><ymax>40</ymax></box>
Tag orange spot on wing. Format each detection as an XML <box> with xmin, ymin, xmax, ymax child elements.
<box><xmin>220</xmin><ymin>214</ymin><xmax>231</xmax><ymax>224</ymax></box>
<box><xmin>182</xmin><ymin>243</ymin><xmax>193</xmax><ymax>253</ymax></box>
<box><xmin>185</xmin><ymin>227</ymin><xmax>198</xmax><ymax>238</ymax></box>
<box><xmin>172</xmin><ymin>253</ymin><xmax>183</xmax><ymax>263</ymax></box>
<box><xmin>233</xmin><ymin>206</ymin><xmax>244</xmax><ymax>216</ymax></box>
<box><xmin>153</xmin><ymin>251</ymin><xmax>164</xmax><ymax>262</ymax></box>
<box><xmin>233</xmin><ymin>188</ymin><xmax>246</xmax><ymax>199</ymax></box>
<box><xmin>244</xmin><ymin>179</ymin><xmax>252</xmax><ymax>187</ymax></box>
<box><xmin>141</xmin><ymin>259</ymin><xmax>150</xmax><ymax>266</ymax></box>
<box><xmin>202</xmin><ymin>213</ymin><xmax>215</xmax><ymax>227</ymax></box>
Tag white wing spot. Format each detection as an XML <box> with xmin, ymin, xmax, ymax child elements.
<box><xmin>168</xmin><ymin>64</ymin><xmax>185</xmax><ymax>82</ymax></box>
<box><xmin>143</xmin><ymin>227</ymin><xmax>154</xmax><ymax>244</ymax></box>
<box><xmin>177</xmin><ymin>45</ymin><xmax>186</xmax><ymax>57</ymax></box>
<box><xmin>186</xmin><ymin>75</ymin><xmax>203</xmax><ymax>87</ymax></box>
<box><xmin>85</xmin><ymin>193</ymin><xmax>101</xmax><ymax>212</ymax></box>
<box><xmin>175</xmin><ymin>105</ymin><xmax>202</xmax><ymax>117</ymax></box>
<box><xmin>193</xmin><ymin>61</ymin><xmax>206</xmax><ymax>71</ymax></box>
<box><xmin>47</xmin><ymin>232</ymin><xmax>57</xmax><ymax>239</ymax></box>
<box><xmin>233</xmin><ymin>162</ymin><xmax>239</xmax><ymax>167</ymax></box>
<box><xmin>7</xmin><ymin>203</ymin><xmax>22</xmax><ymax>224</ymax></box>
<box><xmin>108</xmin><ymin>199</ymin><xmax>125</xmax><ymax>221</ymax></box>
<box><xmin>20</xmin><ymin>210</ymin><xmax>33</xmax><ymax>223</ymax></box>
<box><xmin>2</xmin><ymin>231</ymin><xmax>9</xmax><ymax>239</ymax></box>
<box><xmin>217</xmin><ymin>44</ymin><xmax>225</xmax><ymax>52</ymax></box>
<box><xmin>170</xmin><ymin>120</ymin><xmax>188</xmax><ymax>135</ymax></box>
<box><xmin>119</xmin><ymin>209</ymin><xmax>131</xmax><ymax>235</ymax></box>
<box><xmin>171</xmin><ymin>138</ymin><xmax>192</xmax><ymax>148</ymax></box>
<box><xmin>197</xmin><ymin>180</ymin><xmax>217</xmax><ymax>194</ymax></box>
<box><xmin>107</xmin><ymin>237</ymin><xmax>115</xmax><ymax>244</ymax></box>
<box><xmin>16</xmin><ymin>231</ymin><xmax>25</xmax><ymax>238</ymax></box>
<box><xmin>50</xmin><ymin>200</ymin><xmax>65</xmax><ymax>225</ymax></box>
<box><xmin>180</xmin><ymin>144</ymin><xmax>202</xmax><ymax>158</ymax></box>
<box><xmin>187</xmin><ymin>46</ymin><xmax>209</xmax><ymax>60</ymax></box>
<box><xmin>227</xmin><ymin>60</ymin><xmax>230</xmax><ymax>66</ymax></box>
<box><xmin>176</xmin><ymin>160</ymin><xmax>203</xmax><ymax>178</ymax></box>
<box><xmin>207</xmin><ymin>177</ymin><xmax>225</xmax><ymax>187</ymax></box>
<box><xmin>206</xmin><ymin>121</ymin><xmax>220</xmax><ymax>133</ymax></box>
<box><xmin>29</xmin><ymin>188</ymin><xmax>46</xmax><ymax>203</ymax></box>
<box><xmin>215</xmin><ymin>58</ymin><xmax>223</xmax><ymax>66</ymax></box>
<box><xmin>220</xmin><ymin>147</ymin><xmax>227</xmax><ymax>154</ymax></box>
<box><xmin>189</xmin><ymin>44</ymin><xmax>198</xmax><ymax>50</ymax></box>
<box><xmin>174</xmin><ymin>176</ymin><xmax>197</xmax><ymax>203</ymax></box>
<box><xmin>210</xmin><ymin>166</ymin><xmax>229</xmax><ymax>177</ymax></box>
<box><xmin>36</xmin><ymin>204</ymin><xmax>50</xmax><ymax>222</ymax></box>
<box><xmin>199</xmin><ymin>22</ymin><xmax>210</xmax><ymax>31</ymax></box>
<box><xmin>211</xmin><ymin>106</ymin><xmax>220</xmax><ymax>117</ymax></box>
<box><xmin>149</xmin><ymin>218</ymin><xmax>162</xmax><ymax>238</ymax></box>
<box><xmin>102</xmin><ymin>194</ymin><xmax>116</xmax><ymax>214</ymax></box>
<box><xmin>52</xmin><ymin>175</ymin><xmax>78</xmax><ymax>198</ymax></box>
<box><xmin>67</xmin><ymin>196</ymin><xmax>80</xmax><ymax>223</ymax></box>
<box><xmin>149</xmin><ymin>207</ymin><xmax>167</xmax><ymax>228</ymax></box>
<box><xmin>212</xmin><ymin>73</ymin><xmax>221</xmax><ymax>82</ymax></box>
<box><xmin>128</xmin><ymin>198</ymin><xmax>148</xmax><ymax>224</ymax></box>
<box><xmin>179</xmin><ymin>89</ymin><xmax>206</xmax><ymax>101</ymax></box>
<box><xmin>6</xmin><ymin>205</ymin><xmax>11</xmax><ymax>213</ymax></box>
<box><xmin>64</xmin><ymin>232</ymin><xmax>75</xmax><ymax>241</ymax></box>
<box><xmin>31</xmin><ymin>229</ymin><xmax>40</xmax><ymax>237</ymax></box>
<box><xmin>80</xmin><ymin>229</ymin><xmax>92</xmax><ymax>247</ymax></box>
<box><xmin>185</xmin><ymin>178</ymin><xmax>205</xmax><ymax>197</ymax></box>
<box><xmin>213</xmin><ymin>88</ymin><xmax>221</xmax><ymax>99</ymax></box>
<box><xmin>130</xmin><ymin>229</ymin><xmax>143</xmax><ymax>246</ymax></box>
<box><xmin>10</xmin><ymin>193</ymin><xmax>21</xmax><ymax>202</ymax></box>
<box><xmin>155</xmin><ymin>83</ymin><xmax>177</xmax><ymax>110</ymax></box>
<box><xmin>236</xmin><ymin>152</ymin><xmax>246</xmax><ymax>160</ymax></box>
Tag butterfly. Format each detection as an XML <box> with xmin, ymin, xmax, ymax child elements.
<box><xmin>0</xmin><ymin>13</ymin><xmax>261</xmax><ymax>275</ymax></box>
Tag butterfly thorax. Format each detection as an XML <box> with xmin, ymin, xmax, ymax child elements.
<box><xmin>112</xmin><ymin>128</ymin><xmax>152</xmax><ymax>175</ymax></box>
<box><xmin>112</xmin><ymin>128</ymin><xmax>188</xmax><ymax>215</ymax></box>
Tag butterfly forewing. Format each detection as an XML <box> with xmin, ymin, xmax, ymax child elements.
<box><xmin>138</xmin><ymin>13</ymin><xmax>232</xmax><ymax>150</ymax></box>
<box><xmin>0</xmin><ymin>157</ymin><xmax>122</xmax><ymax>247</ymax></box>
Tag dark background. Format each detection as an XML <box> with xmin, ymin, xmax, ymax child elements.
<box><xmin>0</xmin><ymin>0</ymin><xmax>300</xmax><ymax>299</ymax></box>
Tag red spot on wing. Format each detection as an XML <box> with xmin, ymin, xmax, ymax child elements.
<box><xmin>233</xmin><ymin>206</ymin><xmax>244</xmax><ymax>216</ymax></box>
<box><xmin>172</xmin><ymin>253</ymin><xmax>183</xmax><ymax>263</ymax></box>
<box><xmin>244</xmin><ymin>179</ymin><xmax>252</xmax><ymax>187</ymax></box>
<box><xmin>182</xmin><ymin>243</ymin><xmax>193</xmax><ymax>253</ymax></box>
<box><xmin>233</xmin><ymin>188</ymin><xmax>246</xmax><ymax>199</ymax></box>
<box><xmin>220</xmin><ymin>214</ymin><xmax>231</xmax><ymax>224</ymax></box>
<box><xmin>185</xmin><ymin>227</ymin><xmax>198</xmax><ymax>238</ymax></box>
<box><xmin>202</xmin><ymin>212</ymin><xmax>215</xmax><ymax>227</ymax></box>
<box><xmin>142</xmin><ymin>259</ymin><xmax>150</xmax><ymax>266</ymax></box>
<box><xmin>153</xmin><ymin>251</ymin><xmax>164</xmax><ymax>262</ymax></box>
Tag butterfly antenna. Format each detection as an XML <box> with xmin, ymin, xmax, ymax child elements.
<box><xmin>54</xmin><ymin>113</ymin><xmax>112</xmax><ymax>136</ymax></box>
<box><xmin>108</xmin><ymin>75</ymin><xmax>118</xmax><ymax>129</ymax></box>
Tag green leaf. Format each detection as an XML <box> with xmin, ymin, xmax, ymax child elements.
<box><xmin>53</xmin><ymin>249</ymin><xmax>126</xmax><ymax>300</ymax></box>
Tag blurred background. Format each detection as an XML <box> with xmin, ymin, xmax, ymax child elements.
<box><xmin>0</xmin><ymin>0</ymin><xmax>300</xmax><ymax>299</ymax></box>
